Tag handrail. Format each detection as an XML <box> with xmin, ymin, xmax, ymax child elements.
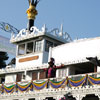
<box><xmin>0</xmin><ymin>72</ymin><xmax>100</xmax><ymax>94</ymax></box>
<box><xmin>1</xmin><ymin>71</ymin><xmax>100</xmax><ymax>85</ymax></box>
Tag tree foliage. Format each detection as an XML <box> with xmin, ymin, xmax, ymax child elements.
<box><xmin>0</xmin><ymin>51</ymin><xmax>9</xmax><ymax>68</ymax></box>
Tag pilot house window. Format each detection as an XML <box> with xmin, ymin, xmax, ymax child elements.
<box><xmin>45</xmin><ymin>40</ymin><xmax>53</xmax><ymax>52</ymax></box>
<box><xmin>35</xmin><ymin>40</ymin><xmax>42</xmax><ymax>52</ymax></box>
<box><xmin>18</xmin><ymin>40</ymin><xmax>42</xmax><ymax>56</ymax></box>
<box><xmin>18</xmin><ymin>44</ymin><xmax>25</xmax><ymax>55</ymax></box>
<box><xmin>26</xmin><ymin>42</ymin><xmax>34</xmax><ymax>54</ymax></box>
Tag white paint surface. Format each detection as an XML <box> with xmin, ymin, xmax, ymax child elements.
<box><xmin>51</xmin><ymin>37</ymin><xmax>100</xmax><ymax>65</ymax></box>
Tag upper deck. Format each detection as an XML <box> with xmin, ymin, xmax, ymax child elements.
<box><xmin>0</xmin><ymin>72</ymin><xmax>100</xmax><ymax>100</ymax></box>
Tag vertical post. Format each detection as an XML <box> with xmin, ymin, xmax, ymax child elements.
<box><xmin>97</xmin><ymin>66</ymin><xmax>100</xmax><ymax>72</ymax></box>
<box><xmin>66</xmin><ymin>67</ymin><xmax>70</xmax><ymax>76</ymax></box>
<box><xmin>24</xmin><ymin>70</ymin><xmax>27</xmax><ymax>80</ymax></box>
<box><xmin>74</xmin><ymin>95</ymin><xmax>84</xmax><ymax>100</ymax></box>
<box><xmin>94</xmin><ymin>66</ymin><xmax>97</xmax><ymax>72</ymax></box>
<box><xmin>28</xmin><ymin>19</ymin><xmax>34</xmax><ymax>30</ymax></box>
<box><xmin>48</xmin><ymin>47</ymin><xmax>52</xmax><ymax>62</ymax></box>
<box><xmin>26</xmin><ymin>0</ymin><xmax>38</xmax><ymax>31</ymax></box>
<box><xmin>97</xmin><ymin>66</ymin><xmax>100</xmax><ymax>77</ymax></box>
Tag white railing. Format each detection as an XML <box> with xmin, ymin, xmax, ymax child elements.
<box><xmin>0</xmin><ymin>72</ymin><xmax>100</xmax><ymax>94</ymax></box>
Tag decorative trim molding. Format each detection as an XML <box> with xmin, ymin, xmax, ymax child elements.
<box><xmin>10</xmin><ymin>25</ymin><xmax>70</xmax><ymax>43</ymax></box>
<box><xmin>0</xmin><ymin>87</ymin><xmax>100</xmax><ymax>100</ymax></box>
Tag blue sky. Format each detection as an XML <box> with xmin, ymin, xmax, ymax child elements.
<box><xmin>0</xmin><ymin>0</ymin><xmax>100</xmax><ymax>40</ymax></box>
<box><xmin>0</xmin><ymin>0</ymin><xmax>100</xmax><ymax>63</ymax></box>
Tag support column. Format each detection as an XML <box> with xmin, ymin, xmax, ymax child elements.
<box><xmin>38</xmin><ymin>97</ymin><xmax>46</xmax><ymax>100</ymax></box>
<box><xmin>97</xmin><ymin>66</ymin><xmax>100</xmax><ymax>72</ymax></box>
<box><xmin>94</xmin><ymin>66</ymin><xmax>97</xmax><ymax>72</ymax></box>
<box><xmin>95</xmin><ymin>94</ymin><xmax>100</xmax><ymax>100</ymax></box>
<box><xmin>73</xmin><ymin>95</ymin><xmax>86</xmax><ymax>100</ymax></box>
<box><xmin>98</xmin><ymin>96</ymin><xmax>100</xmax><ymax>100</ymax></box>
<box><xmin>48</xmin><ymin>47</ymin><xmax>52</xmax><ymax>62</ymax></box>
<box><xmin>36</xmin><ymin>97</ymin><xmax>39</xmax><ymax>100</ymax></box>
<box><xmin>56</xmin><ymin>95</ymin><xmax>64</xmax><ymax>100</ymax></box>
<box><xmin>97</xmin><ymin>66</ymin><xmax>100</xmax><ymax>77</ymax></box>
<box><xmin>66</xmin><ymin>67</ymin><xmax>70</xmax><ymax>76</ymax></box>
<box><xmin>21</xmin><ymin>98</ymin><xmax>28</xmax><ymax>100</ymax></box>
<box><xmin>24</xmin><ymin>70</ymin><xmax>27</xmax><ymax>80</ymax></box>
<box><xmin>53</xmin><ymin>96</ymin><xmax>59</xmax><ymax>100</ymax></box>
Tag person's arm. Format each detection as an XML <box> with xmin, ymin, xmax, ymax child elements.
<box><xmin>55</xmin><ymin>64</ymin><xmax>64</xmax><ymax>69</ymax></box>
<box><xmin>43</xmin><ymin>68</ymin><xmax>48</xmax><ymax>71</ymax></box>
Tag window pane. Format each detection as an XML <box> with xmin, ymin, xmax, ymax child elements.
<box><xmin>45</xmin><ymin>40</ymin><xmax>53</xmax><ymax>52</ymax></box>
<box><xmin>18</xmin><ymin>44</ymin><xmax>25</xmax><ymax>55</ymax></box>
<box><xmin>35</xmin><ymin>41</ymin><xmax>42</xmax><ymax>52</ymax></box>
<box><xmin>26</xmin><ymin>42</ymin><xmax>33</xmax><ymax>54</ymax></box>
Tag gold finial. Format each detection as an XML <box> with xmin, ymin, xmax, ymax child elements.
<box><xmin>26</xmin><ymin>0</ymin><xmax>38</xmax><ymax>20</ymax></box>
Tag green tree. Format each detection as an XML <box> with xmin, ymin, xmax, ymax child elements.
<box><xmin>0</xmin><ymin>51</ymin><xmax>9</xmax><ymax>68</ymax></box>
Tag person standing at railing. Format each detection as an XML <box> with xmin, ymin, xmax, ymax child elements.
<box><xmin>43</xmin><ymin>57</ymin><xmax>55</xmax><ymax>78</ymax></box>
<box><xmin>44</xmin><ymin>57</ymin><xmax>64</xmax><ymax>78</ymax></box>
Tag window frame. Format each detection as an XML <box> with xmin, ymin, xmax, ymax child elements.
<box><xmin>17</xmin><ymin>39</ymin><xmax>43</xmax><ymax>56</ymax></box>
<box><xmin>45</xmin><ymin>40</ymin><xmax>53</xmax><ymax>52</ymax></box>
<box><xmin>18</xmin><ymin>43</ymin><xmax>26</xmax><ymax>55</ymax></box>
<box><xmin>26</xmin><ymin>41</ymin><xmax>34</xmax><ymax>54</ymax></box>
<box><xmin>35</xmin><ymin>40</ymin><xmax>42</xmax><ymax>52</ymax></box>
